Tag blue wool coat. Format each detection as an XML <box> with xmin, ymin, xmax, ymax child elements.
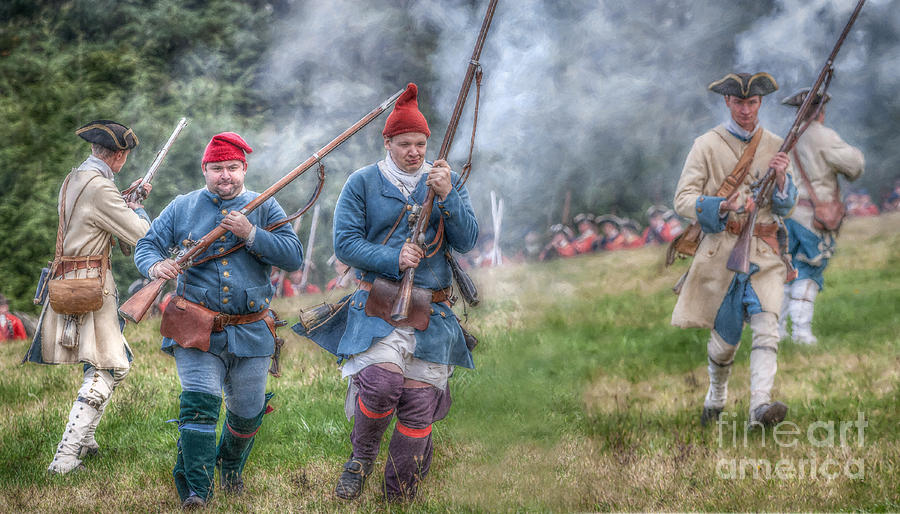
<box><xmin>134</xmin><ymin>188</ymin><xmax>303</xmax><ymax>357</ymax></box>
<box><xmin>294</xmin><ymin>163</ymin><xmax>478</xmax><ymax>368</ymax></box>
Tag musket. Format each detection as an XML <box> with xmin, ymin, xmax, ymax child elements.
<box><xmin>122</xmin><ymin>117</ymin><xmax>189</xmax><ymax>204</ymax></box>
<box><xmin>390</xmin><ymin>0</ymin><xmax>498</xmax><ymax>322</ymax></box>
<box><xmin>726</xmin><ymin>0</ymin><xmax>865</xmax><ymax>274</ymax></box>
<box><xmin>119</xmin><ymin>88</ymin><xmax>405</xmax><ymax>323</ymax></box>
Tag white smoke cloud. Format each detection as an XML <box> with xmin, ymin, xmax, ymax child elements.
<box><xmin>249</xmin><ymin>0</ymin><xmax>900</xmax><ymax>246</ymax></box>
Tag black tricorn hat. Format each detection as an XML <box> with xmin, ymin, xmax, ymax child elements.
<box><xmin>75</xmin><ymin>120</ymin><xmax>139</xmax><ymax>151</ymax></box>
<box><xmin>781</xmin><ymin>87</ymin><xmax>831</xmax><ymax>107</ymax></box>
<box><xmin>708</xmin><ymin>72</ymin><xmax>778</xmax><ymax>98</ymax></box>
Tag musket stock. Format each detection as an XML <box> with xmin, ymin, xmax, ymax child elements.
<box><xmin>390</xmin><ymin>270</ymin><xmax>416</xmax><ymax>321</ymax></box>
<box><xmin>119</xmin><ymin>88</ymin><xmax>405</xmax><ymax>324</ymax></box>
<box><xmin>119</xmin><ymin>277</ymin><xmax>165</xmax><ymax>323</ymax></box>
<box><xmin>390</xmin><ymin>0</ymin><xmax>498</xmax><ymax>321</ymax></box>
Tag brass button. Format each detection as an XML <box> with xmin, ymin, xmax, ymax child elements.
<box><xmin>222</xmin><ymin>298</ymin><xmax>229</xmax><ymax>304</ymax></box>
<box><xmin>213</xmin><ymin>198</ymin><xmax>218</xmax><ymax>203</ymax></box>
<box><xmin>406</xmin><ymin>205</ymin><xmax>412</xmax><ymax>211</ymax></box>
<box><xmin>218</xmin><ymin>247</ymin><xmax>225</xmax><ymax>253</ymax></box>
<box><xmin>265</xmin><ymin>298</ymin><xmax>270</xmax><ymax>303</ymax></box>
<box><xmin>221</xmin><ymin>209</ymin><xmax>227</xmax><ymax>215</ymax></box>
<box><xmin>697</xmin><ymin>207</ymin><xmax>703</xmax><ymax>213</ymax></box>
<box><xmin>443</xmin><ymin>210</ymin><xmax>450</xmax><ymax>216</ymax></box>
<box><xmin>249</xmin><ymin>301</ymin><xmax>255</xmax><ymax>308</ymax></box>
<box><xmin>224</xmin><ymin>271</ymin><xmax>230</xmax><ymax>277</ymax></box>
<box><xmin>219</xmin><ymin>235</ymin><xmax>226</xmax><ymax>242</ymax></box>
<box><xmin>223</xmin><ymin>286</ymin><xmax>229</xmax><ymax>292</ymax></box>
<box><xmin>430</xmin><ymin>308</ymin><xmax>435</xmax><ymax>314</ymax></box>
<box><xmin>440</xmin><ymin>311</ymin><xmax>446</xmax><ymax>318</ymax></box>
<box><xmin>221</xmin><ymin>260</ymin><xmax>228</xmax><ymax>266</ymax></box>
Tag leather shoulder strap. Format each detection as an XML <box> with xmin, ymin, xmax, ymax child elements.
<box><xmin>55</xmin><ymin>172</ymin><xmax>105</xmax><ymax>258</ymax></box>
<box><xmin>792</xmin><ymin>150</ymin><xmax>839</xmax><ymax>207</ymax></box>
<box><xmin>715</xmin><ymin>128</ymin><xmax>764</xmax><ymax>199</ymax></box>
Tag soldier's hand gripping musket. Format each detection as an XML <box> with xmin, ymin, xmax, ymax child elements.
<box><xmin>121</xmin><ymin>117</ymin><xmax>189</xmax><ymax>205</ymax></box>
<box><xmin>119</xmin><ymin>89</ymin><xmax>405</xmax><ymax>323</ymax></box>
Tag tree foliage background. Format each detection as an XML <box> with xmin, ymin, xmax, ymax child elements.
<box><xmin>2</xmin><ymin>0</ymin><xmax>899</xmax><ymax>313</ymax></box>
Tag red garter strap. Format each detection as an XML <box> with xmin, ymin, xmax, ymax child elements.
<box><xmin>396</xmin><ymin>421</ymin><xmax>432</xmax><ymax>438</ymax></box>
<box><xmin>358</xmin><ymin>396</ymin><xmax>394</xmax><ymax>419</ymax></box>
<box><xmin>226</xmin><ymin>422</ymin><xmax>260</xmax><ymax>439</ymax></box>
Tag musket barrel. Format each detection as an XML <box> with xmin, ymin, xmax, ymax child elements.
<box><xmin>725</xmin><ymin>0</ymin><xmax>865</xmax><ymax>274</ymax></box>
<box><xmin>391</xmin><ymin>0</ymin><xmax>499</xmax><ymax>321</ymax></box>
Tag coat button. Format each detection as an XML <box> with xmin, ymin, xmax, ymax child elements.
<box><xmin>430</xmin><ymin>308</ymin><xmax>435</xmax><ymax>314</ymax></box>
<box><xmin>265</xmin><ymin>298</ymin><xmax>270</xmax><ymax>303</ymax></box>
<box><xmin>221</xmin><ymin>209</ymin><xmax>227</xmax><ymax>215</ymax></box>
<box><xmin>249</xmin><ymin>301</ymin><xmax>255</xmax><ymax>308</ymax></box>
<box><xmin>224</xmin><ymin>271</ymin><xmax>230</xmax><ymax>277</ymax></box>
<box><xmin>218</xmin><ymin>247</ymin><xmax>225</xmax><ymax>253</ymax></box>
<box><xmin>219</xmin><ymin>236</ymin><xmax>226</xmax><ymax>242</ymax></box>
<box><xmin>223</xmin><ymin>286</ymin><xmax>229</xmax><ymax>292</ymax></box>
<box><xmin>443</xmin><ymin>210</ymin><xmax>450</xmax><ymax>216</ymax></box>
<box><xmin>697</xmin><ymin>207</ymin><xmax>703</xmax><ymax>213</ymax></box>
<box><xmin>406</xmin><ymin>205</ymin><xmax>412</xmax><ymax>211</ymax></box>
<box><xmin>222</xmin><ymin>298</ymin><xmax>229</xmax><ymax>304</ymax></box>
<box><xmin>221</xmin><ymin>260</ymin><xmax>228</xmax><ymax>266</ymax></box>
<box><xmin>440</xmin><ymin>311</ymin><xmax>446</xmax><ymax>318</ymax></box>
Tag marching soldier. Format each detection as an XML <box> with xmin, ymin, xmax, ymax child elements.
<box><xmin>778</xmin><ymin>88</ymin><xmax>864</xmax><ymax>344</ymax></box>
<box><xmin>294</xmin><ymin>83</ymin><xmax>478</xmax><ymax>502</ymax></box>
<box><xmin>134</xmin><ymin>132</ymin><xmax>303</xmax><ymax>508</ymax></box>
<box><xmin>671</xmin><ymin>73</ymin><xmax>797</xmax><ymax>427</ymax></box>
<box><xmin>25</xmin><ymin>120</ymin><xmax>151</xmax><ymax>473</ymax></box>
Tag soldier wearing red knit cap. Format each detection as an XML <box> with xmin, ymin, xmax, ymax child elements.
<box><xmin>135</xmin><ymin>132</ymin><xmax>303</xmax><ymax>509</ymax></box>
<box><xmin>294</xmin><ymin>83</ymin><xmax>479</xmax><ymax>502</ymax></box>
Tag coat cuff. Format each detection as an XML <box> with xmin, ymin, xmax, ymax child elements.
<box><xmin>696</xmin><ymin>195</ymin><xmax>727</xmax><ymax>233</ymax></box>
<box><xmin>770</xmin><ymin>173</ymin><xmax>798</xmax><ymax>217</ymax></box>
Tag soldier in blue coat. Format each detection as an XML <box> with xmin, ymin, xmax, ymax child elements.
<box><xmin>134</xmin><ymin>132</ymin><xmax>303</xmax><ymax>509</ymax></box>
<box><xmin>294</xmin><ymin>83</ymin><xmax>478</xmax><ymax>501</ymax></box>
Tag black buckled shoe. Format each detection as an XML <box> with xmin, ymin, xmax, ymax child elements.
<box><xmin>700</xmin><ymin>406</ymin><xmax>723</xmax><ymax>426</ymax></box>
<box><xmin>334</xmin><ymin>457</ymin><xmax>374</xmax><ymax>500</ymax></box>
<box><xmin>181</xmin><ymin>494</ymin><xmax>207</xmax><ymax>510</ymax></box>
<box><xmin>751</xmin><ymin>401</ymin><xmax>788</xmax><ymax>426</ymax></box>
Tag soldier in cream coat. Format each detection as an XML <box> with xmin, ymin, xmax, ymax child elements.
<box><xmin>25</xmin><ymin>120</ymin><xmax>152</xmax><ymax>473</ymax></box>
<box><xmin>778</xmin><ymin>88</ymin><xmax>865</xmax><ymax>344</ymax></box>
<box><xmin>671</xmin><ymin>73</ymin><xmax>797</xmax><ymax>427</ymax></box>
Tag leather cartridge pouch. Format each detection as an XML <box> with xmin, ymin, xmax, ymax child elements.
<box><xmin>48</xmin><ymin>256</ymin><xmax>108</xmax><ymax>315</ymax></box>
<box><xmin>364</xmin><ymin>277</ymin><xmax>433</xmax><ymax>332</ymax></box>
<box><xmin>160</xmin><ymin>296</ymin><xmax>217</xmax><ymax>352</ymax></box>
<box><xmin>813</xmin><ymin>201</ymin><xmax>845</xmax><ymax>232</ymax></box>
<box><xmin>794</xmin><ymin>151</ymin><xmax>845</xmax><ymax>232</ymax></box>
<box><xmin>161</xmin><ymin>295</ymin><xmax>274</xmax><ymax>352</ymax></box>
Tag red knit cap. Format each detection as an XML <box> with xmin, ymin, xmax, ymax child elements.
<box><xmin>202</xmin><ymin>132</ymin><xmax>253</xmax><ymax>164</ymax></box>
<box><xmin>382</xmin><ymin>83</ymin><xmax>431</xmax><ymax>138</ymax></box>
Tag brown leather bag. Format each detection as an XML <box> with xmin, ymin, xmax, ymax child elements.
<box><xmin>364</xmin><ymin>277</ymin><xmax>432</xmax><ymax>331</ymax></box>
<box><xmin>813</xmin><ymin>201</ymin><xmax>846</xmax><ymax>232</ymax></box>
<box><xmin>666</xmin><ymin>128</ymin><xmax>764</xmax><ymax>266</ymax></box>
<box><xmin>47</xmin><ymin>173</ymin><xmax>108</xmax><ymax>315</ymax></box>
<box><xmin>794</xmin><ymin>151</ymin><xmax>846</xmax><ymax>232</ymax></box>
<box><xmin>160</xmin><ymin>296</ymin><xmax>218</xmax><ymax>351</ymax></box>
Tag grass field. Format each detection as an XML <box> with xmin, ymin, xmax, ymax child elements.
<box><xmin>1</xmin><ymin>214</ymin><xmax>898</xmax><ymax>512</ymax></box>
